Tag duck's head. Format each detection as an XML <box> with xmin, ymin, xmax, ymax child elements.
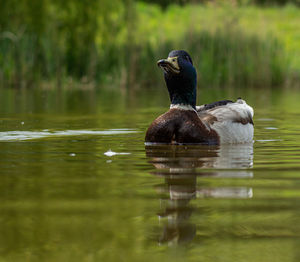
<box><xmin>157</xmin><ymin>50</ymin><xmax>197</xmax><ymax>109</ymax></box>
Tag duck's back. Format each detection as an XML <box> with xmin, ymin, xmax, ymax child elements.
<box><xmin>199</xmin><ymin>99</ymin><xmax>254</xmax><ymax>144</ymax></box>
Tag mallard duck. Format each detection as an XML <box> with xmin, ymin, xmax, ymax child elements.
<box><xmin>145</xmin><ymin>50</ymin><xmax>254</xmax><ymax>145</ymax></box>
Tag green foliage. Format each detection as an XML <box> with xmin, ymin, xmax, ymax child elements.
<box><xmin>110</xmin><ymin>30</ymin><xmax>287</xmax><ymax>88</ymax></box>
<box><xmin>192</xmin><ymin>30</ymin><xmax>287</xmax><ymax>87</ymax></box>
<box><xmin>252</xmin><ymin>0</ymin><xmax>300</xmax><ymax>6</ymax></box>
<box><xmin>139</xmin><ymin>0</ymin><xmax>300</xmax><ymax>8</ymax></box>
<box><xmin>102</xmin><ymin>3</ymin><xmax>290</xmax><ymax>88</ymax></box>
<box><xmin>0</xmin><ymin>0</ymin><xmax>298</xmax><ymax>88</ymax></box>
<box><xmin>0</xmin><ymin>0</ymin><xmax>129</xmax><ymax>87</ymax></box>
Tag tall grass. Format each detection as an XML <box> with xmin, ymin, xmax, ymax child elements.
<box><xmin>190</xmin><ymin>30</ymin><xmax>287</xmax><ymax>87</ymax></box>
<box><xmin>0</xmin><ymin>2</ymin><xmax>298</xmax><ymax>89</ymax></box>
<box><xmin>99</xmin><ymin>29</ymin><xmax>287</xmax><ymax>89</ymax></box>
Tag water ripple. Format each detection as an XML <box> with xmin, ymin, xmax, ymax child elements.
<box><xmin>0</xmin><ymin>129</ymin><xmax>139</xmax><ymax>141</ymax></box>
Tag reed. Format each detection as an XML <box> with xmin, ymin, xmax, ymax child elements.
<box><xmin>0</xmin><ymin>2</ymin><xmax>297</xmax><ymax>89</ymax></box>
<box><xmin>102</xmin><ymin>29</ymin><xmax>287</xmax><ymax>88</ymax></box>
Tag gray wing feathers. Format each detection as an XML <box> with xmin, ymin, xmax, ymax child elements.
<box><xmin>198</xmin><ymin>99</ymin><xmax>254</xmax><ymax>126</ymax></box>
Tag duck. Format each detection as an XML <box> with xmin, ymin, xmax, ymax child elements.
<box><xmin>145</xmin><ymin>50</ymin><xmax>254</xmax><ymax>145</ymax></box>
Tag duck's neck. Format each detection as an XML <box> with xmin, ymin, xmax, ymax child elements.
<box><xmin>165</xmin><ymin>77</ymin><xmax>197</xmax><ymax>110</ymax></box>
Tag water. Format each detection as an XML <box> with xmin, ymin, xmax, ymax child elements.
<box><xmin>0</xmin><ymin>86</ymin><xmax>300</xmax><ymax>261</ymax></box>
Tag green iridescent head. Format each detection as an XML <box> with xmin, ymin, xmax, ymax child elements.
<box><xmin>157</xmin><ymin>50</ymin><xmax>197</xmax><ymax>109</ymax></box>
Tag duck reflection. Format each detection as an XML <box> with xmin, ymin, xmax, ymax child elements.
<box><xmin>145</xmin><ymin>143</ymin><xmax>253</xmax><ymax>245</ymax></box>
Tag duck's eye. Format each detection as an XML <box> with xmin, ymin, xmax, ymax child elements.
<box><xmin>172</xmin><ymin>59</ymin><xmax>176</xmax><ymax>62</ymax></box>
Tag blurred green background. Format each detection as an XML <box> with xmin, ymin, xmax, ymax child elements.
<box><xmin>0</xmin><ymin>0</ymin><xmax>300</xmax><ymax>89</ymax></box>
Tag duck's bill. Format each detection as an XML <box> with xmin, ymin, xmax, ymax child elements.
<box><xmin>157</xmin><ymin>59</ymin><xmax>180</xmax><ymax>74</ymax></box>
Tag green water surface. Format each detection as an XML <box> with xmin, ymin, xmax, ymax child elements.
<box><xmin>0</xmin><ymin>86</ymin><xmax>300</xmax><ymax>262</ymax></box>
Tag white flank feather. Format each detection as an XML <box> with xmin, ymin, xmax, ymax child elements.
<box><xmin>207</xmin><ymin>99</ymin><xmax>254</xmax><ymax>144</ymax></box>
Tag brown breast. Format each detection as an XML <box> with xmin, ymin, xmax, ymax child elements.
<box><xmin>145</xmin><ymin>109</ymin><xmax>220</xmax><ymax>145</ymax></box>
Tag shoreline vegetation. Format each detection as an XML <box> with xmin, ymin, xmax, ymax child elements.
<box><xmin>0</xmin><ymin>1</ymin><xmax>300</xmax><ymax>89</ymax></box>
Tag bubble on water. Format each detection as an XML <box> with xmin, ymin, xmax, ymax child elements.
<box><xmin>104</xmin><ymin>150</ymin><xmax>117</xmax><ymax>157</ymax></box>
<box><xmin>69</xmin><ymin>153</ymin><xmax>76</xmax><ymax>156</ymax></box>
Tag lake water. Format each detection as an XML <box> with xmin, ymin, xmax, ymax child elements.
<box><xmin>0</xmin><ymin>86</ymin><xmax>300</xmax><ymax>262</ymax></box>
